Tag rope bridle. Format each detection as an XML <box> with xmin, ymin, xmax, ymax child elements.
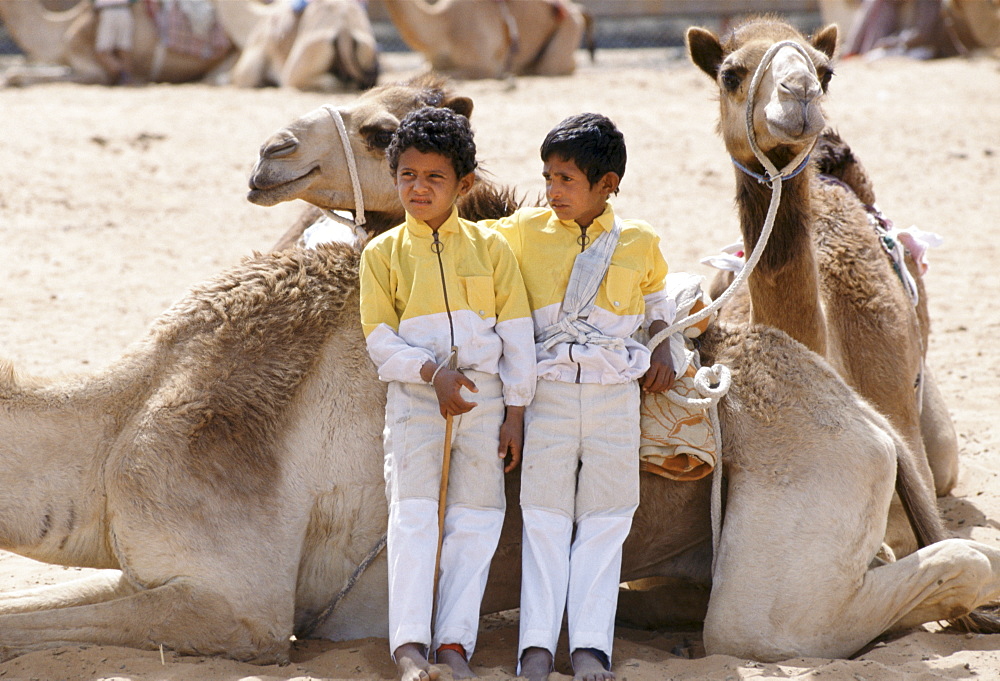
<box><xmin>321</xmin><ymin>106</ymin><xmax>369</xmax><ymax>240</ymax></box>
<box><xmin>644</xmin><ymin>39</ymin><xmax>820</xmax><ymax>574</ymax></box>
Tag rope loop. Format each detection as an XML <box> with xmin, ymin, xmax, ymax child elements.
<box><xmin>323</xmin><ymin>105</ymin><xmax>367</xmax><ymax>229</ymax></box>
<box><xmin>665</xmin><ymin>364</ymin><xmax>732</xmax><ymax>409</ymax></box>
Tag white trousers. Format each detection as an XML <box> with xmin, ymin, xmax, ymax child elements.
<box><xmin>518</xmin><ymin>379</ymin><xmax>640</xmax><ymax>665</ymax></box>
<box><xmin>384</xmin><ymin>371</ymin><xmax>506</xmax><ymax>659</ymax></box>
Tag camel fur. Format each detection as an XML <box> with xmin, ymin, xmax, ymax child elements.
<box><xmin>213</xmin><ymin>0</ymin><xmax>379</xmax><ymax>91</ymax></box>
<box><xmin>0</xmin><ymin>0</ymin><xmax>234</xmax><ymax>86</ymax></box>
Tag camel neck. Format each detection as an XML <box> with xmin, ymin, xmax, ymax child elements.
<box><xmin>735</xmin><ymin>165</ymin><xmax>828</xmax><ymax>356</ymax></box>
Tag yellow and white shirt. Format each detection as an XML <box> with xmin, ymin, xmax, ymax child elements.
<box><xmin>488</xmin><ymin>204</ymin><xmax>674</xmax><ymax>385</ymax></box>
<box><xmin>360</xmin><ymin>207</ymin><xmax>536</xmax><ymax>407</ymax></box>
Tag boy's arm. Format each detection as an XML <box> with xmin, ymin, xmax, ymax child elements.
<box><xmin>359</xmin><ymin>245</ymin><xmax>437</xmax><ymax>384</ymax></box>
<box><xmin>489</xmin><ymin>234</ymin><xmax>537</xmax><ymax>409</ymax></box>
<box><xmin>640</xmin><ymin>232</ymin><xmax>677</xmax><ymax>393</ymax></box>
<box><xmin>642</xmin><ymin>319</ymin><xmax>676</xmax><ymax>393</ymax></box>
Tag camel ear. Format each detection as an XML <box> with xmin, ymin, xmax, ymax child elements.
<box><xmin>686</xmin><ymin>27</ymin><xmax>724</xmax><ymax>79</ymax></box>
<box><xmin>443</xmin><ymin>96</ymin><xmax>474</xmax><ymax>120</ymax></box>
<box><xmin>811</xmin><ymin>24</ymin><xmax>838</xmax><ymax>59</ymax></box>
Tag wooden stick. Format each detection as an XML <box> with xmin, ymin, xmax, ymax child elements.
<box><xmin>432</xmin><ymin>348</ymin><xmax>459</xmax><ymax>613</ymax></box>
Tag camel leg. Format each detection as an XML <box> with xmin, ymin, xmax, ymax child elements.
<box><xmin>281</xmin><ymin>37</ymin><xmax>334</xmax><ymax>91</ymax></box>
<box><xmin>920</xmin><ymin>364</ymin><xmax>959</xmax><ymax>496</ymax></box>
<box><xmin>231</xmin><ymin>45</ymin><xmax>272</xmax><ymax>88</ymax></box>
<box><xmin>0</xmin><ymin>579</ymin><xmax>291</xmax><ymax>664</ymax></box>
<box><xmin>529</xmin><ymin>16</ymin><xmax>584</xmax><ymax>76</ymax></box>
<box><xmin>705</xmin><ymin>413</ymin><xmax>998</xmax><ymax>661</ymax></box>
<box><xmin>0</xmin><ymin>571</ymin><xmax>133</xmax><ymax>614</ymax></box>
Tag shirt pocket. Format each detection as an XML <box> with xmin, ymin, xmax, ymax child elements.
<box><xmin>461</xmin><ymin>275</ymin><xmax>496</xmax><ymax>320</ymax></box>
<box><xmin>603</xmin><ymin>264</ymin><xmax>639</xmax><ymax>313</ymax></box>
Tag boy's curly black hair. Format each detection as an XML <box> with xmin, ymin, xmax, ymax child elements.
<box><xmin>540</xmin><ymin>113</ymin><xmax>626</xmax><ymax>189</ymax></box>
<box><xmin>386</xmin><ymin>106</ymin><xmax>478</xmax><ymax>178</ymax></box>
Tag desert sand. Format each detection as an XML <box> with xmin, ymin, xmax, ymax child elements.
<box><xmin>1</xmin><ymin>44</ymin><xmax>1000</xmax><ymax>680</ymax></box>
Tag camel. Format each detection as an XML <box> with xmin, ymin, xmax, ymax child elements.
<box><xmin>0</xmin><ymin>0</ymin><xmax>234</xmax><ymax>86</ymax></box>
<box><xmin>4</xmin><ymin>214</ymin><xmax>1000</xmax><ymax>663</ymax></box>
<box><xmin>212</xmin><ymin>0</ymin><xmax>379</xmax><ymax>91</ymax></box>
<box><xmin>381</xmin><ymin>0</ymin><xmax>590</xmax><ymax>79</ymax></box>
<box><xmin>685</xmin><ymin>20</ymin><xmax>960</xmax><ymax>557</ymax></box>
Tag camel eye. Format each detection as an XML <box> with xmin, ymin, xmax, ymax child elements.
<box><xmin>720</xmin><ymin>67</ymin><xmax>743</xmax><ymax>92</ymax></box>
<box><xmin>818</xmin><ymin>67</ymin><xmax>834</xmax><ymax>91</ymax></box>
<box><xmin>362</xmin><ymin>127</ymin><xmax>395</xmax><ymax>150</ymax></box>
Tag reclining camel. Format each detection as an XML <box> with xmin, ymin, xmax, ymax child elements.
<box><xmin>382</xmin><ymin>0</ymin><xmax>591</xmax><ymax>79</ymax></box>
<box><xmin>0</xmin><ymin>0</ymin><xmax>233</xmax><ymax>86</ymax></box>
<box><xmin>2</xmin><ymin>64</ymin><xmax>1000</xmax><ymax>665</ymax></box>
<box><xmin>213</xmin><ymin>0</ymin><xmax>379</xmax><ymax>91</ymax></box>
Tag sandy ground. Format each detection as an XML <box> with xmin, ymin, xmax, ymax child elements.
<box><xmin>2</xmin><ymin>44</ymin><xmax>1000</xmax><ymax>680</ymax></box>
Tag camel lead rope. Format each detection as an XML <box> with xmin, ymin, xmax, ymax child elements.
<box><xmin>645</xmin><ymin>40</ymin><xmax>815</xmax><ymax>575</ymax></box>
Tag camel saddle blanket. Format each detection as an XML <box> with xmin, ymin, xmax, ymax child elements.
<box><xmin>146</xmin><ymin>0</ymin><xmax>231</xmax><ymax>60</ymax></box>
<box><xmin>637</xmin><ymin>273</ymin><xmax>717</xmax><ymax>482</ymax></box>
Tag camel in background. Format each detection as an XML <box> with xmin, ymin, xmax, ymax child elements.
<box><xmin>381</xmin><ymin>0</ymin><xmax>590</xmax><ymax>79</ymax></box>
<box><xmin>213</xmin><ymin>0</ymin><xmax>379</xmax><ymax>91</ymax></box>
<box><xmin>0</xmin><ymin>0</ymin><xmax>233</xmax><ymax>86</ymax></box>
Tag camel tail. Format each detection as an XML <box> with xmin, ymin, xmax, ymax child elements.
<box><xmin>894</xmin><ymin>436</ymin><xmax>947</xmax><ymax>549</ymax></box>
<box><xmin>893</xmin><ymin>421</ymin><xmax>1000</xmax><ymax>635</ymax></box>
<box><xmin>950</xmin><ymin>606</ymin><xmax>1000</xmax><ymax>635</ymax></box>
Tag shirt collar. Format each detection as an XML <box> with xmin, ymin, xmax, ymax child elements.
<box><xmin>548</xmin><ymin>202</ymin><xmax>615</xmax><ymax>237</ymax></box>
<box><xmin>404</xmin><ymin>206</ymin><xmax>461</xmax><ymax>237</ymax></box>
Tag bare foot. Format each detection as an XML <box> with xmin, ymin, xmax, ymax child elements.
<box><xmin>571</xmin><ymin>648</ymin><xmax>614</xmax><ymax>681</ymax></box>
<box><xmin>395</xmin><ymin>643</ymin><xmax>440</xmax><ymax>681</ymax></box>
<box><xmin>437</xmin><ymin>647</ymin><xmax>476</xmax><ymax>679</ymax></box>
<box><xmin>519</xmin><ymin>647</ymin><xmax>553</xmax><ymax>681</ymax></box>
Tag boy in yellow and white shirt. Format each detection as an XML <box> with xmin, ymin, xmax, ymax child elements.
<box><xmin>486</xmin><ymin>113</ymin><xmax>675</xmax><ymax>681</ymax></box>
<box><xmin>359</xmin><ymin>107</ymin><xmax>535</xmax><ymax>681</ymax></box>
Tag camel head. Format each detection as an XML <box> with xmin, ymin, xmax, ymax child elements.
<box><xmin>687</xmin><ymin>18</ymin><xmax>838</xmax><ymax>171</ymax></box>
<box><xmin>247</xmin><ymin>74</ymin><xmax>473</xmax><ymax>213</ymax></box>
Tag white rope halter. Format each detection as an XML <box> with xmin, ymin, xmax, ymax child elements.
<box><xmin>321</xmin><ymin>105</ymin><xmax>368</xmax><ymax>236</ymax></box>
<box><xmin>644</xmin><ymin>39</ymin><xmax>819</xmax><ymax>575</ymax></box>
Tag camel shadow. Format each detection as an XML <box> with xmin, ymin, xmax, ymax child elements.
<box><xmin>937</xmin><ymin>494</ymin><xmax>1000</xmax><ymax>539</ymax></box>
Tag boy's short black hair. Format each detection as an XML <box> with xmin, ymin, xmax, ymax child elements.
<box><xmin>540</xmin><ymin>113</ymin><xmax>626</xmax><ymax>188</ymax></box>
<box><xmin>386</xmin><ymin>106</ymin><xmax>478</xmax><ymax>178</ymax></box>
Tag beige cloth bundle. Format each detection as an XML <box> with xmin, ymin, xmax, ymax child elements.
<box><xmin>637</xmin><ymin>273</ymin><xmax>717</xmax><ymax>482</ymax></box>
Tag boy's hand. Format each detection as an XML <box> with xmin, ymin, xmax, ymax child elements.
<box><xmin>498</xmin><ymin>406</ymin><xmax>525</xmax><ymax>473</ymax></box>
<box><xmin>432</xmin><ymin>367</ymin><xmax>478</xmax><ymax>417</ymax></box>
<box><xmin>642</xmin><ymin>320</ymin><xmax>675</xmax><ymax>393</ymax></box>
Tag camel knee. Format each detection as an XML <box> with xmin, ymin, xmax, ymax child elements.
<box><xmin>929</xmin><ymin>540</ymin><xmax>998</xmax><ymax>612</ymax></box>
<box><xmin>140</xmin><ymin>582</ymin><xmax>291</xmax><ymax>664</ymax></box>
<box><xmin>703</xmin><ymin>618</ymin><xmax>798</xmax><ymax>662</ymax></box>
<box><xmin>893</xmin><ymin>539</ymin><xmax>999</xmax><ymax>630</ymax></box>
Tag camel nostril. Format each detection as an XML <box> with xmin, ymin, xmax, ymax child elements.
<box><xmin>263</xmin><ymin>138</ymin><xmax>298</xmax><ymax>159</ymax></box>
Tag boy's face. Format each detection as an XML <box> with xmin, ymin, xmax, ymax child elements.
<box><xmin>393</xmin><ymin>148</ymin><xmax>474</xmax><ymax>231</ymax></box>
<box><xmin>542</xmin><ymin>155</ymin><xmax>619</xmax><ymax>230</ymax></box>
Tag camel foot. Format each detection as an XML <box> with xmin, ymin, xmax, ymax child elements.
<box><xmin>519</xmin><ymin>647</ymin><xmax>553</xmax><ymax>681</ymax></box>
